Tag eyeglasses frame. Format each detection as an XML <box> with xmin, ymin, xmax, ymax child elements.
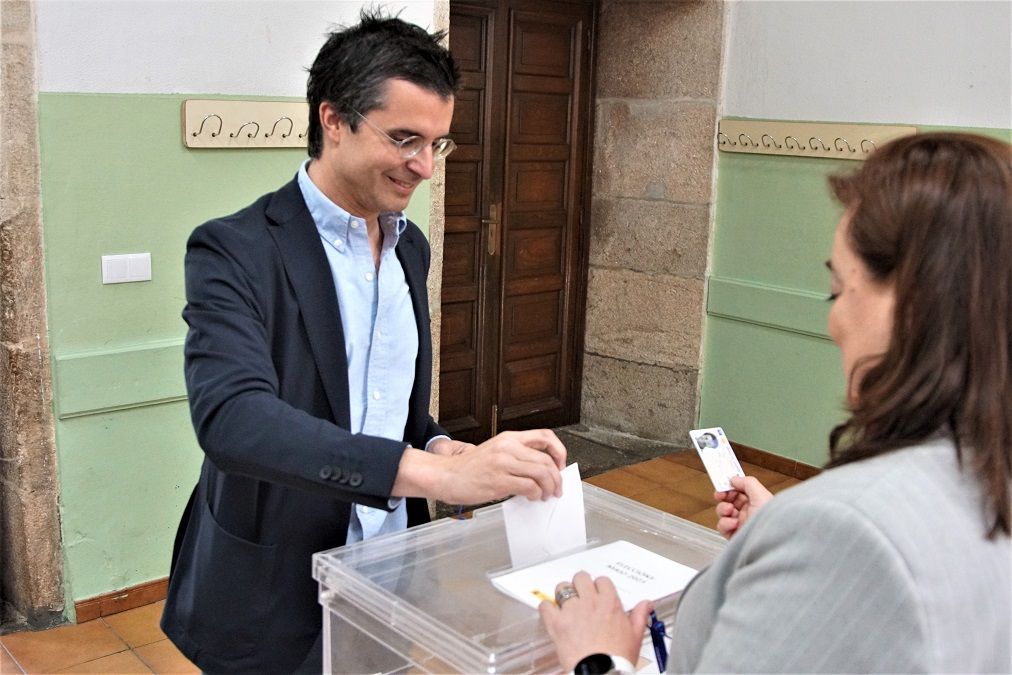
<box><xmin>351</xmin><ymin>109</ymin><xmax>456</xmax><ymax>161</ymax></box>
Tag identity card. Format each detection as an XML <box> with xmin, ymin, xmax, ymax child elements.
<box><xmin>689</xmin><ymin>427</ymin><xmax>745</xmax><ymax>492</ymax></box>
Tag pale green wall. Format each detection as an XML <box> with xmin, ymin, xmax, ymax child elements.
<box><xmin>700</xmin><ymin>123</ymin><xmax>1012</xmax><ymax>467</ymax></box>
<box><xmin>39</xmin><ymin>93</ymin><xmax>430</xmax><ymax>605</ymax></box>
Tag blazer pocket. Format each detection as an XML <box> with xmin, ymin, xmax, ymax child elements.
<box><xmin>183</xmin><ymin>495</ymin><xmax>278</xmax><ymax>660</ymax></box>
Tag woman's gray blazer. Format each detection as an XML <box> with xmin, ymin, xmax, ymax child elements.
<box><xmin>670</xmin><ymin>436</ymin><xmax>1010</xmax><ymax>673</ymax></box>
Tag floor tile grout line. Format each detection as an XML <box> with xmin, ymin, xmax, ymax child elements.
<box><xmin>101</xmin><ymin>615</ymin><xmax>159</xmax><ymax>673</ymax></box>
<box><xmin>51</xmin><ymin>646</ymin><xmax>146</xmax><ymax>674</ymax></box>
<box><xmin>99</xmin><ymin>615</ymin><xmax>135</xmax><ymax>652</ymax></box>
<box><xmin>129</xmin><ymin>644</ymin><xmax>159</xmax><ymax>674</ymax></box>
<box><xmin>1</xmin><ymin>640</ymin><xmax>27</xmax><ymax>674</ymax></box>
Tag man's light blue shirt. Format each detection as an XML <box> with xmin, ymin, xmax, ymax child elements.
<box><xmin>297</xmin><ymin>161</ymin><xmax>418</xmax><ymax>543</ymax></box>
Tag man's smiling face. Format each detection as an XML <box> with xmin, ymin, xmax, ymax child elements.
<box><xmin>319</xmin><ymin>78</ymin><xmax>454</xmax><ymax>220</ymax></box>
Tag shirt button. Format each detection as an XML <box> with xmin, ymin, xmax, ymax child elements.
<box><xmin>365</xmin><ymin>272</ymin><xmax>374</xmax><ymax>282</ymax></box>
<box><xmin>373</xmin><ymin>390</ymin><xmax>381</xmax><ymax>400</ymax></box>
<box><xmin>335</xmin><ymin>240</ymin><xmax>343</xmax><ymax>249</ymax></box>
<box><xmin>351</xmin><ymin>221</ymin><xmax>360</xmax><ymax>229</ymax></box>
<box><xmin>361</xmin><ymin>506</ymin><xmax>371</xmax><ymax>514</ymax></box>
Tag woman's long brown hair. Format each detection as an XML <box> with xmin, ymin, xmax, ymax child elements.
<box><xmin>826</xmin><ymin>132</ymin><xmax>1011</xmax><ymax>538</ymax></box>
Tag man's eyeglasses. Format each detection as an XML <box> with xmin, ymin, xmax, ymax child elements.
<box><xmin>352</xmin><ymin>110</ymin><xmax>456</xmax><ymax>160</ymax></box>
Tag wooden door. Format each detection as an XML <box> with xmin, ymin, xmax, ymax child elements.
<box><xmin>440</xmin><ymin>0</ymin><xmax>595</xmax><ymax>442</ymax></box>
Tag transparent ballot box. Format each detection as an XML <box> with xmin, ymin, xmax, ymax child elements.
<box><xmin>312</xmin><ymin>483</ymin><xmax>726</xmax><ymax>674</ymax></box>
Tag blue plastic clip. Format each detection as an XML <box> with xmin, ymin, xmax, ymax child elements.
<box><xmin>649</xmin><ymin>611</ymin><xmax>668</xmax><ymax>673</ymax></box>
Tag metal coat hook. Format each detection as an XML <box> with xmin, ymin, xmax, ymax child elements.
<box><xmin>192</xmin><ymin>114</ymin><xmax>223</xmax><ymax>138</ymax></box>
<box><xmin>298</xmin><ymin>127</ymin><xmax>308</xmax><ymax>139</ymax></box>
<box><xmin>265</xmin><ymin>117</ymin><xmax>294</xmax><ymax>139</ymax></box>
<box><xmin>834</xmin><ymin>137</ymin><xmax>855</xmax><ymax>153</ymax></box>
<box><xmin>809</xmin><ymin>136</ymin><xmax>829</xmax><ymax>151</ymax></box>
<box><xmin>230</xmin><ymin>121</ymin><xmax>260</xmax><ymax>139</ymax></box>
<box><xmin>705</xmin><ymin>119</ymin><xmax>913</xmax><ymax>162</ymax></box>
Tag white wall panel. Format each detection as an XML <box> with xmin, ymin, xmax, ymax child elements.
<box><xmin>37</xmin><ymin>0</ymin><xmax>436</xmax><ymax>95</ymax></box>
<box><xmin>722</xmin><ymin>1</ymin><xmax>1011</xmax><ymax>128</ymax></box>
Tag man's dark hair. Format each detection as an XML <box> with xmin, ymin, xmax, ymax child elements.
<box><xmin>305</xmin><ymin>9</ymin><xmax>459</xmax><ymax>158</ymax></box>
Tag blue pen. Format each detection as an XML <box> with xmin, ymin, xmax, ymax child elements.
<box><xmin>649</xmin><ymin>611</ymin><xmax>668</xmax><ymax>673</ymax></box>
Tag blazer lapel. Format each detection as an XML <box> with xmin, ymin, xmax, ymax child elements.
<box><xmin>264</xmin><ymin>178</ymin><xmax>352</xmax><ymax>429</ymax></box>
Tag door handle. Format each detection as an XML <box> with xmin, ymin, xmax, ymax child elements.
<box><xmin>481</xmin><ymin>203</ymin><xmax>500</xmax><ymax>256</ymax></box>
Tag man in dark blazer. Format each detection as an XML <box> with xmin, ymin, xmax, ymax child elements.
<box><xmin>161</xmin><ymin>12</ymin><xmax>566</xmax><ymax>673</ymax></box>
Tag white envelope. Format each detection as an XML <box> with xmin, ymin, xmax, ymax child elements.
<box><xmin>501</xmin><ymin>462</ymin><xmax>586</xmax><ymax>568</ymax></box>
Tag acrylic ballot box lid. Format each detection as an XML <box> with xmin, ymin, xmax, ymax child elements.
<box><xmin>312</xmin><ymin>483</ymin><xmax>726</xmax><ymax>674</ymax></box>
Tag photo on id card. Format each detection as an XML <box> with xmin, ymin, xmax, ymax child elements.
<box><xmin>689</xmin><ymin>427</ymin><xmax>745</xmax><ymax>492</ymax></box>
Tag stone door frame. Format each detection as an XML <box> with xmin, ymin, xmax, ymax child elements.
<box><xmin>0</xmin><ymin>0</ymin><xmax>65</xmax><ymax>631</ymax></box>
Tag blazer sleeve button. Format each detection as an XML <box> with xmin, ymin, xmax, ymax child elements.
<box><xmin>348</xmin><ymin>472</ymin><xmax>363</xmax><ymax>487</ymax></box>
<box><xmin>331</xmin><ymin>466</ymin><xmax>343</xmax><ymax>482</ymax></box>
<box><xmin>319</xmin><ymin>466</ymin><xmax>333</xmax><ymax>480</ymax></box>
<box><xmin>337</xmin><ymin>469</ymin><xmax>350</xmax><ymax>485</ymax></box>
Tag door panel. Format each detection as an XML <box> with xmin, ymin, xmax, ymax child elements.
<box><xmin>440</xmin><ymin>4</ymin><xmax>500</xmax><ymax>440</ymax></box>
<box><xmin>441</xmin><ymin>0</ymin><xmax>593</xmax><ymax>441</ymax></box>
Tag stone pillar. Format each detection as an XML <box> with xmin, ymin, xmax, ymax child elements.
<box><xmin>427</xmin><ymin>0</ymin><xmax>450</xmax><ymax>418</ymax></box>
<box><xmin>582</xmin><ymin>0</ymin><xmax>723</xmax><ymax>441</ymax></box>
<box><xmin>424</xmin><ymin>0</ymin><xmax>449</xmax><ymax>520</ymax></box>
<box><xmin>0</xmin><ymin>0</ymin><xmax>65</xmax><ymax>630</ymax></box>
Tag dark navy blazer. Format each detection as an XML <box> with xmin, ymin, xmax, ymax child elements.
<box><xmin>161</xmin><ymin>177</ymin><xmax>444</xmax><ymax>673</ymax></box>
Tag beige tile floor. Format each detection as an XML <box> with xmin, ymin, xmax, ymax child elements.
<box><xmin>0</xmin><ymin>450</ymin><xmax>799</xmax><ymax>673</ymax></box>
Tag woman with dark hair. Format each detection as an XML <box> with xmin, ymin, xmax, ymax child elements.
<box><xmin>541</xmin><ymin>133</ymin><xmax>1011</xmax><ymax>673</ymax></box>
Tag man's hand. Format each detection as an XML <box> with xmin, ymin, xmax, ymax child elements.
<box><xmin>539</xmin><ymin>571</ymin><xmax>651</xmax><ymax>671</ymax></box>
<box><xmin>715</xmin><ymin>475</ymin><xmax>773</xmax><ymax>540</ymax></box>
<box><xmin>426</xmin><ymin>437</ymin><xmax>477</xmax><ymax>456</ymax></box>
<box><xmin>393</xmin><ymin>429</ymin><xmax>566</xmax><ymax>504</ymax></box>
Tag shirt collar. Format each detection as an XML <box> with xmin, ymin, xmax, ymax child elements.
<box><xmin>297</xmin><ymin>159</ymin><xmax>407</xmax><ymax>246</ymax></box>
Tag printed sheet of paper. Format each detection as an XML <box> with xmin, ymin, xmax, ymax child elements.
<box><xmin>491</xmin><ymin>539</ymin><xmax>698</xmax><ymax>611</ymax></box>
<box><xmin>502</xmin><ymin>463</ymin><xmax>586</xmax><ymax>568</ymax></box>
<box><xmin>689</xmin><ymin>426</ymin><xmax>745</xmax><ymax>492</ymax></box>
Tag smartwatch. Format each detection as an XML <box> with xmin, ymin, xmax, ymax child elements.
<box><xmin>573</xmin><ymin>653</ymin><xmax>636</xmax><ymax>674</ymax></box>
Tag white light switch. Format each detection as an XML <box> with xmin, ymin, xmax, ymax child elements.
<box><xmin>102</xmin><ymin>253</ymin><xmax>152</xmax><ymax>284</ymax></box>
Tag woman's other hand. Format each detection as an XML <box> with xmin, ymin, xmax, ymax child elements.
<box><xmin>539</xmin><ymin>571</ymin><xmax>652</xmax><ymax>671</ymax></box>
<box><xmin>715</xmin><ymin>475</ymin><xmax>774</xmax><ymax>540</ymax></box>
